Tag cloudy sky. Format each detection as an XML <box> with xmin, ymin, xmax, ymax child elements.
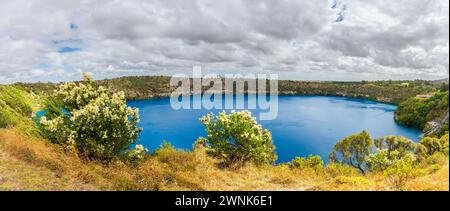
<box><xmin>0</xmin><ymin>0</ymin><xmax>448</xmax><ymax>83</ymax></box>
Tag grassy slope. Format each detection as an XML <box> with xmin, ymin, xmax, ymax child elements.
<box><xmin>0</xmin><ymin>128</ymin><xmax>313</xmax><ymax>191</ymax></box>
<box><xmin>0</xmin><ymin>128</ymin><xmax>448</xmax><ymax>191</ymax></box>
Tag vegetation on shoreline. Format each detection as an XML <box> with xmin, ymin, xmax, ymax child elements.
<box><xmin>395</xmin><ymin>90</ymin><xmax>449</xmax><ymax>136</ymax></box>
<box><xmin>1</xmin><ymin>76</ymin><xmax>449</xmax><ymax>191</ymax></box>
<box><xmin>16</xmin><ymin>76</ymin><xmax>441</xmax><ymax>104</ymax></box>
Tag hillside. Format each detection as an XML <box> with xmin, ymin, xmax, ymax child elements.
<box><xmin>1</xmin><ymin>128</ymin><xmax>448</xmax><ymax>191</ymax></box>
<box><xmin>395</xmin><ymin>91</ymin><xmax>449</xmax><ymax>136</ymax></box>
<box><xmin>16</xmin><ymin>76</ymin><xmax>438</xmax><ymax>104</ymax></box>
<box><xmin>1</xmin><ymin>80</ymin><xmax>448</xmax><ymax>191</ymax></box>
<box><xmin>0</xmin><ymin>86</ymin><xmax>35</xmax><ymax>129</ymax></box>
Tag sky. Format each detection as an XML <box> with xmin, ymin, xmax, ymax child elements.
<box><xmin>0</xmin><ymin>0</ymin><xmax>449</xmax><ymax>84</ymax></box>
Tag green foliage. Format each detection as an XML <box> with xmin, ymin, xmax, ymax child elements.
<box><xmin>442</xmin><ymin>134</ymin><xmax>449</xmax><ymax>156</ymax></box>
<box><xmin>38</xmin><ymin>74</ymin><xmax>142</xmax><ymax>161</ymax></box>
<box><xmin>383</xmin><ymin>153</ymin><xmax>418</xmax><ymax>190</ymax></box>
<box><xmin>395</xmin><ymin>91</ymin><xmax>448</xmax><ymax>129</ymax></box>
<box><xmin>279</xmin><ymin>80</ymin><xmax>436</xmax><ymax>104</ymax></box>
<box><xmin>0</xmin><ymin>86</ymin><xmax>33</xmax><ymax>128</ymax></box>
<box><xmin>18</xmin><ymin>77</ymin><xmax>437</xmax><ymax>105</ymax></box>
<box><xmin>123</xmin><ymin>144</ymin><xmax>148</xmax><ymax>164</ymax></box>
<box><xmin>0</xmin><ymin>86</ymin><xmax>33</xmax><ymax>117</ymax></box>
<box><xmin>441</xmin><ymin>82</ymin><xmax>449</xmax><ymax>92</ymax></box>
<box><xmin>290</xmin><ymin>155</ymin><xmax>324</xmax><ymax>171</ymax></box>
<box><xmin>151</xmin><ymin>141</ymin><xmax>199</xmax><ymax>171</ymax></box>
<box><xmin>436</xmin><ymin>120</ymin><xmax>449</xmax><ymax>137</ymax></box>
<box><xmin>329</xmin><ymin>131</ymin><xmax>373</xmax><ymax>174</ymax></box>
<box><xmin>366</xmin><ymin>149</ymin><xmax>392</xmax><ymax>172</ymax></box>
<box><xmin>367</xmin><ymin>149</ymin><xmax>418</xmax><ymax>173</ymax></box>
<box><xmin>419</xmin><ymin>136</ymin><xmax>448</xmax><ymax>156</ymax></box>
<box><xmin>366</xmin><ymin>133</ymin><xmax>449</xmax><ymax>176</ymax></box>
<box><xmin>374</xmin><ymin>136</ymin><xmax>420</xmax><ymax>158</ymax></box>
<box><xmin>421</xmin><ymin>152</ymin><xmax>448</xmax><ymax>167</ymax></box>
<box><xmin>0</xmin><ymin>104</ymin><xmax>16</xmax><ymax>128</ymax></box>
<box><xmin>199</xmin><ymin>111</ymin><xmax>277</xmax><ymax>168</ymax></box>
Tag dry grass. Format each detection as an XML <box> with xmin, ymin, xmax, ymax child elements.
<box><xmin>0</xmin><ymin>128</ymin><xmax>448</xmax><ymax>191</ymax></box>
<box><xmin>0</xmin><ymin>128</ymin><xmax>314</xmax><ymax>191</ymax></box>
<box><xmin>0</xmin><ymin>129</ymin><xmax>111</xmax><ymax>190</ymax></box>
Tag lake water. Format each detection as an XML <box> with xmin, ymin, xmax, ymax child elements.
<box><xmin>128</xmin><ymin>95</ymin><xmax>422</xmax><ymax>163</ymax></box>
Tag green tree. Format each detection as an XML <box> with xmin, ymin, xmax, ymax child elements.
<box><xmin>199</xmin><ymin>111</ymin><xmax>277</xmax><ymax>168</ymax></box>
<box><xmin>39</xmin><ymin>73</ymin><xmax>142</xmax><ymax>161</ymax></box>
<box><xmin>419</xmin><ymin>136</ymin><xmax>448</xmax><ymax>156</ymax></box>
<box><xmin>329</xmin><ymin>131</ymin><xmax>373</xmax><ymax>174</ymax></box>
<box><xmin>374</xmin><ymin>136</ymin><xmax>418</xmax><ymax>158</ymax></box>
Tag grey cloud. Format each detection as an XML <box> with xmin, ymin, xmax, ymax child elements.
<box><xmin>0</xmin><ymin>0</ymin><xmax>448</xmax><ymax>83</ymax></box>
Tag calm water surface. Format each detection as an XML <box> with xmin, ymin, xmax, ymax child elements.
<box><xmin>128</xmin><ymin>96</ymin><xmax>422</xmax><ymax>163</ymax></box>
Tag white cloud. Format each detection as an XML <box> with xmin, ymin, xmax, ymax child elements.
<box><xmin>0</xmin><ymin>0</ymin><xmax>448</xmax><ymax>83</ymax></box>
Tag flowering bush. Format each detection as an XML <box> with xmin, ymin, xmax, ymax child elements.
<box><xmin>383</xmin><ymin>152</ymin><xmax>418</xmax><ymax>190</ymax></box>
<box><xmin>366</xmin><ymin>149</ymin><xmax>392</xmax><ymax>172</ymax></box>
<box><xmin>124</xmin><ymin>144</ymin><xmax>148</xmax><ymax>163</ymax></box>
<box><xmin>39</xmin><ymin>73</ymin><xmax>142</xmax><ymax>161</ymax></box>
<box><xmin>199</xmin><ymin>111</ymin><xmax>277</xmax><ymax>168</ymax></box>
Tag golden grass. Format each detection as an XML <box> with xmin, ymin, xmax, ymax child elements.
<box><xmin>0</xmin><ymin>128</ymin><xmax>448</xmax><ymax>191</ymax></box>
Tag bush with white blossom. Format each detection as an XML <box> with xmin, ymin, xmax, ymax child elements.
<box><xmin>124</xmin><ymin>144</ymin><xmax>149</xmax><ymax>163</ymax></box>
<box><xmin>39</xmin><ymin>73</ymin><xmax>142</xmax><ymax>161</ymax></box>
<box><xmin>199</xmin><ymin>111</ymin><xmax>277</xmax><ymax>168</ymax></box>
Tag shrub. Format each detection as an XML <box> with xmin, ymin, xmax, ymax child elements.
<box><xmin>366</xmin><ymin>148</ymin><xmax>419</xmax><ymax>173</ymax></box>
<box><xmin>329</xmin><ymin>131</ymin><xmax>373</xmax><ymax>174</ymax></box>
<box><xmin>0</xmin><ymin>86</ymin><xmax>33</xmax><ymax>117</ymax></box>
<box><xmin>324</xmin><ymin>163</ymin><xmax>357</xmax><ymax>178</ymax></box>
<box><xmin>428</xmin><ymin>164</ymin><xmax>441</xmax><ymax>174</ymax></box>
<box><xmin>151</xmin><ymin>141</ymin><xmax>199</xmax><ymax>171</ymax></box>
<box><xmin>290</xmin><ymin>155</ymin><xmax>324</xmax><ymax>171</ymax></box>
<box><xmin>440</xmin><ymin>134</ymin><xmax>449</xmax><ymax>156</ymax></box>
<box><xmin>366</xmin><ymin>149</ymin><xmax>392</xmax><ymax>172</ymax></box>
<box><xmin>419</xmin><ymin>136</ymin><xmax>446</xmax><ymax>156</ymax></box>
<box><xmin>383</xmin><ymin>153</ymin><xmax>418</xmax><ymax>190</ymax></box>
<box><xmin>0</xmin><ymin>106</ymin><xmax>15</xmax><ymax>128</ymax></box>
<box><xmin>421</xmin><ymin>152</ymin><xmax>448</xmax><ymax>166</ymax></box>
<box><xmin>123</xmin><ymin>144</ymin><xmax>148</xmax><ymax>164</ymax></box>
<box><xmin>39</xmin><ymin>74</ymin><xmax>142</xmax><ymax>161</ymax></box>
<box><xmin>0</xmin><ymin>86</ymin><xmax>33</xmax><ymax>128</ymax></box>
<box><xmin>199</xmin><ymin>111</ymin><xmax>277</xmax><ymax>168</ymax></box>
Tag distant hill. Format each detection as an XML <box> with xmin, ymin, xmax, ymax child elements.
<box><xmin>15</xmin><ymin>76</ymin><xmax>438</xmax><ymax>105</ymax></box>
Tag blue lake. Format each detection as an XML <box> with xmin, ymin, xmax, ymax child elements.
<box><xmin>128</xmin><ymin>95</ymin><xmax>422</xmax><ymax>163</ymax></box>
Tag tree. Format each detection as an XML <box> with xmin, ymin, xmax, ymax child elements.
<box><xmin>39</xmin><ymin>73</ymin><xmax>142</xmax><ymax>161</ymax></box>
<box><xmin>329</xmin><ymin>131</ymin><xmax>373</xmax><ymax>174</ymax></box>
<box><xmin>374</xmin><ymin>136</ymin><xmax>417</xmax><ymax>158</ymax></box>
<box><xmin>199</xmin><ymin>111</ymin><xmax>277</xmax><ymax>168</ymax></box>
<box><xmin>419</xmin><ymin>136</ymin><xmax>447</xmax><ymax>156</ymax></box>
